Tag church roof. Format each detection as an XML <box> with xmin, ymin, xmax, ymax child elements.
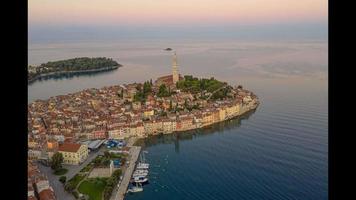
<box><xmin>155</xmin><ymin>74</ymin><xmax>183</xmax><ymax>86</ymax></box>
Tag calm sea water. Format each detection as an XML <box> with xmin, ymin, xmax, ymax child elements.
<box><xmin>28</xmin><ymin>39</ymin><xmax>328</xmax><ymax>200</ymax></box>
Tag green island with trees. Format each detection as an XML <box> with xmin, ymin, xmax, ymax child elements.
<box><xmin>28</xmin><ymin>57</ymin><xmax>122</xmax><ymax>83</ymax></box>
<box><xmin>132</xmin><ymin>75</ymin><xmax>233</xmax><ymax>104</ymax></box>
<box><xmin>176</xmin><ymin>75</ymin><xmax>233</xmax><ymax>100</ymax></box>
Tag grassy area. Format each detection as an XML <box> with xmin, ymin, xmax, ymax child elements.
<box><xmin>54</xmin><ymin>168</ymin><xmax>68</xmax><ymax>175</ymax></box>
<box><xmin>78</xmin><ymin>178</ymin><xmax>107</xmax><ymax>200</ymax></box>
<box><xmin>68</xmin><ymin>174</ymin><xmax>85</xmax><ymax>188</ymax></box>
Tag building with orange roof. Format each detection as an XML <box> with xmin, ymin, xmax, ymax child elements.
<box><xmin>38</xmin><ymin>188</ymin><xmax>56</xmax><ymax>200</ymax></box>
<box><xmin>58</xmin><ymin>143</ymin><xmax>88</xmax><ymax>165</ymax></box>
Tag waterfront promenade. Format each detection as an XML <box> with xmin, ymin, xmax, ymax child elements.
<box><xmin>111</xmin><ymin>138</ymin><xmax>141</xmax><ymax>200</ymax></box>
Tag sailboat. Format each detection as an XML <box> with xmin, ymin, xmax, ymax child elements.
<box><xmin>137</xmin><ymin>151</ymin><xmax>150</xmax><ymax>169</ymax></box>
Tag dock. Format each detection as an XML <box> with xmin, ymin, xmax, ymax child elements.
<box><xmin>111</xmin><ymin>138</ymin><xmax>141</xmax><ymax>200</ymax></box>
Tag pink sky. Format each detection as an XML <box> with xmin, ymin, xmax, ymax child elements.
<box><xmin>29</xmin><ymin>0</ymin><xmax>327</xmax><ymax>26</ymax></box>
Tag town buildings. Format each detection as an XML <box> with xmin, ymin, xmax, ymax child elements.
<box><xmin>28</xmin><ymin>161</ymin><xmax>56</xmax><ymax>200</ymax></box>
<box><xmin>28</xmin><ymin>52</ymin><xmax>259</xmax><ymax>168</ymax></box>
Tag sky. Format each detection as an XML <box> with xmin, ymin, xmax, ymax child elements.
<box><xmin>28</xmin><ymin>0</ymin><xmax>328</xmax><ymax>42</ymax></box>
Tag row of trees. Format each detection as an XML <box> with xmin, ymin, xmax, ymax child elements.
<box><xmin>177</xmin><ymin>75</ymin><xmax>227</xmax><ymax>93</ymax></box>
<box><xmin>103</xmin><ymin>169</ymin><xmax>122</xmax><ymax>200</ymax></box>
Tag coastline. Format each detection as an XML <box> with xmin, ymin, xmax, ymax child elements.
<box><xmin>124</xmin><ymin>103</ymin><xmax>258</xmax><ymax>198</ymax></box>
<box><xmin>134</xmin><ymin>100</ymin><xmax>259</xmax><ymax>141</ymax></box>
<box><xmin>28</xmin><ymin>65</ymin><xmax>121</xmax><ymax>84</ymax></box>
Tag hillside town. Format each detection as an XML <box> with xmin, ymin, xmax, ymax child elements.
<box><xmin>27</xmin><ymin>52</ymin><xmax>259</xmax><ymax>200</ymax></box>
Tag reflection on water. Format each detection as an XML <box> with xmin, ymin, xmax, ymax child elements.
<box><xmin>136</xmin><ymin>109</ymin><xmax>256</xmax><ymax>152</ymax></box>
<box><xmin>29</xmin><ymin>68</ymin><xmax>118</xmax><ymax>85</ymax></box>
<box><xmin>28</xmin><ymin>39</ymin><xmax>327</xmax><ymax>200</ymax></box>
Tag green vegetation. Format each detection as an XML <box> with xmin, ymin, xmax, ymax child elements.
<box><xmin>176</xmin><ymin>75</ymin><xmax>231</xmax><ymax>100</ymax></box>
<box><xmin>50</xmin><ymin>152</ymin><xmax>64</xmax><ymax>171</ymax></box>
<box><xmin>59</xmin><ymin>176</ymin><xmax>67</xmax><ymax>184</ymax></box>
<box><xmin>72</xmin><ymin>191</ymin><xmax>80</xmax><ymax>199</ymax></box>
<box><xmin>92</xmin><ymin>152</ymin><xmax>126</xmax><ymax>168</ymax></box>
<box><xmin>28</xmin><ymin>57</ymin><xmax>120</xmax><ymax>81</ymax></box>
<box><xmin>134</xmin><ymin>81</ymin><xmax>152</xmax><ymax>102</ymax></box>
<box><xmin>54</xmin><ymin>168</ymin><xmax>68</xmax><ymax>175</ymax></box>
<box><xmin>78</xmin><ymin>178</ymin><xmax>108</xmax><ymax>200</ymax></box>
<box><xmin>80</xmin><ymin>164</ymin><xmax>93</xmax><ymax>173</ymax></box>
<box><xmin>65</xmin><ymin>174</ymin><xmax>85</xmax><ymax>192</ymax></box>
<box><xmin>157</xmin><ymin>84</ymin><xmax>170</xmax><ymax>97</ymax></box>
<box><xmin>103</xmin><ymin>169</ymin><xmax>122</xmax><ymax>200</ymax></box>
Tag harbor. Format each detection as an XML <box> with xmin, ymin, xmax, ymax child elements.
<box><xmin>111</xmin><ymin>137</ymin><xmax>144</xmax><ymax>200</ymax></box>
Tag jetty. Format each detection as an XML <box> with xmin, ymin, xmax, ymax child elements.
<box><xmin>111</xmin><ymin>138</ymin><xmax>141</xmax><ymax>200</ymax></box>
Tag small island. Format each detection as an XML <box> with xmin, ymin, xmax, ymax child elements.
<box><xmin>28</xmin><ymin>57</ymin><xmax>122</xmax><ymax>84</ymax></box>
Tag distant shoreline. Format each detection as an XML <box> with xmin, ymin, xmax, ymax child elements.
<box><xmin>28</xmin><ymin>65</ymin><xmax>120</xmax><ymax>84</ymax></box>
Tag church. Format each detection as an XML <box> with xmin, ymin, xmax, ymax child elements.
<box><xmin>155</xmin><ymin>51</ymin><xmax>184</xmax><ymax>88</ymax></box>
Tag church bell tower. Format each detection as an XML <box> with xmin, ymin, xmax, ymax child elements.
<box><xmin>172</xmin><ymin>51</ymin><xmax>179</xmax><ymax>85</ymax></box>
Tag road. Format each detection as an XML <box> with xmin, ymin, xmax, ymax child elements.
<box><xmin>37</xmin><ymin>146</ymin><xmax>106</xmax><ymax>200</ymax></box>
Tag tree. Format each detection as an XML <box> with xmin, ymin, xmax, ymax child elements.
<box><xmin>169</xmin><ymin>100</ymin><xmax>173</xmax><ymax>111</ymax></box>
<box><xmin>113</xmin><ymin>169</ymin><xmax>122</xmax><ymax>178</ymax></box>
<box><xmin>184</xmin><ymin>99</ymin><xmax>188</xmax><ymax>109</ymax></box>
<box><xmin>51</xmin><ymin>152</ymin><xmax>64</xmax><ymax>171</ymax></box>
<box><xmin>64</xmin><ymin>182</ymin><xmax>75</xmax><ymax>192</ymax></box>
<box><xmin>59</xmin><ymin>176</ymin><xmax>66</xmax><ymax>184</ymax></box>
<box><xmin>157</xmin><ymin>84</ymin><xmax>169</xmax><ymax>97</ymax></box>
<box><xmin>143</xmin><ymin>81</ymin><xmax>152</xmax><ymax>95</ymax></box>
<box><xmin>104</xmin><ymin>151</ymin><xmax>111</xmax><ymax>158</ymax></box>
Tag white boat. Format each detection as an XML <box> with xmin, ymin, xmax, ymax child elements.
<box><xmin>127</xmin><ymin>183</ymin><xmax>143</xmax><ymax>193</ymax></box>
<box><xmin>133</xmin><ymin>173</ymin><xmax>148</xmax><ymax>178</ymax></box>
<box><xmin>134</xmin><ymin>169</ymin><xmax>148</xmax><ymax>174</ymax></box>
<box><xmin>133</xmin><ymin>176</ymin><xmax>148</xmax><ymax>183</ymax></box>
<box><xmin>136</xmin><ymin>163</ymin><xmax>149</xmax><ymax>169</ymax></box>
<box><xmin>132</xmin><ymin>173</ymin><xmax>147</xmax><ymax>178</ymax></box>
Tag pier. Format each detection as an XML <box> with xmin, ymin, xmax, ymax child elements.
<box><xmin>111</xmin><ymin>138</ymin><xmax>141</xmax><ymax>200</ymax></box>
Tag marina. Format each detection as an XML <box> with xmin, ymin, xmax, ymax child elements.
<box><xmin>111</xmin><ymin>141</ymin><xmax>141</xmax><ymax>200</ymax></box>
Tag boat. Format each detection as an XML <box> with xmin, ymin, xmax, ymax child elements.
<box><xmin>134</xmin><ymin>169</ymin><xmax>148</xmax><ymax>174</ymax></box>
<box><xmin>133</xmin><ymin>176</ymin><xmax>148</xmax><ymax>183</ymax></box>
<box><xmin>133</xmin><ymin>171</ymin><xmax>148</xmax><ymax>174</ymax></box>
<box><xmin>136</xmin><ymin>163</ymin><xmax>149</xmax><ymax>169</ymax></box>
<box><xmin>132</xmin><ymin>172</ymin><xmax>147</xmax><ymax>178</ymax></box>
<box><xmin>127</xmin><ymin>183</ymin><xmax>143</xmax><ymax>193</ymax></box>
<box><xmin>133</xmin><ymin>172</ymin><xmax>148</xmax><ymax>178</ymax></box>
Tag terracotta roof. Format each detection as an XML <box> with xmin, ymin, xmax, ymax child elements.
<box><xmin>28</xmin><ymin>196</ymin><xmax>38</xmax><ymax>200</ymax></box>
<box><xmin>58</xmin><ymin>143</ymin><xmax>81</xmax><ymax>152</ymax></box>
<box><xmin>39</xmin><ymin>188</ymin><xmax>56</xmax><ymax>200</ymax></box>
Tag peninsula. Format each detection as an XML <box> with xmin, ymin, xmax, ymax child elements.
<box><xmin>28</xmin><ymin>57</ymin><xmax>121</xmax><ymax>83</ymax></box>
<box><xmin>28</xmin><ymin>52</ymin><xmax>259</xmax><ymax>141</ymax></box>
<box><xmin>28</xmin><ymin>52</ymin><xmax>259</xmax><ymax>200</ymax></box>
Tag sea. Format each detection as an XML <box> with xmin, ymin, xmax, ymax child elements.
<box><xmin>28</xmin><ymin>38</ymin><xmax>328</xmax><ymax>200</ymax></box>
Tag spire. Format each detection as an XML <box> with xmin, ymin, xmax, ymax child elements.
<box><xmin>173</xmin><ymin>51</ymin><xmax>178</xmax><ymax>66</ymax></box>
<box><xmin>172</xmin><ymin>51</ymin><xmax>179</xmax><ymax>85</ymax></box>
